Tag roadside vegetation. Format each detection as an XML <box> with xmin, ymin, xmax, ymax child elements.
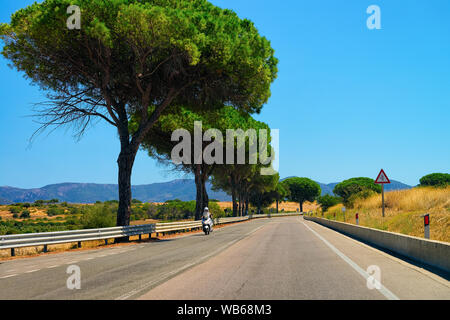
<box><xmin>313</xmin><ymin>176</ymin><xmax>450</xmax><ymax>242</ymax></box>
<box><xmin>0</xmin><ymin>198</ymin><xmax>295</xmax><ymax>235</ymax></box>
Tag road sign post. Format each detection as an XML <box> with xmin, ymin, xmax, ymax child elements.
<box><xmin>375</xmin><ymin>169</ymin><xmax>391</xmax><ymax>218</ymax></box>
<box><xmin>356</xmin><ymin>213</ymin><xmax>359</xmax><ymax>225</ymax></box>
<box><xmin>423</xmin><ymin>213</ymin><xmax>430</xmax><ymax>239</ymax></box>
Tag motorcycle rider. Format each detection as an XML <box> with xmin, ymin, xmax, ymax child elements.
<box><xmin>202</xmin><ymin>207</ymin><xmax>213</xmax><ymax>232</ymax></box>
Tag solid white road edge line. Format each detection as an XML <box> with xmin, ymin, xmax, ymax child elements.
<box><xmin>301</xmin><ymin>221</ymin><xmax>400</xmax><ymax>300</ymax></box>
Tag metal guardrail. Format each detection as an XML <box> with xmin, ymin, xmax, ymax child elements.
<box><xmin>0</xmin><ymin>212</ymin><xmax>300</xmax><ymax>256</ymax></box>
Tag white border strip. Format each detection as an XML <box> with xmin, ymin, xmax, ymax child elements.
<box><xmin>302</xmin><ymin>221</ymin><xmax>400</xmax><ymax>300</ymax></box>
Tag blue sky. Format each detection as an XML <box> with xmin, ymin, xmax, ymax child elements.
<box><xmin>0</xmin><ymin>0</ymin><xmax>449</xmax><ymax>188</ymax></box>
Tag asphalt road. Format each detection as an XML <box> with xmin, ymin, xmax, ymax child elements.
<box><xmin>1</xmin><ymin>216</ymin><xmax>449</xmax><ymax>299</ymax></box>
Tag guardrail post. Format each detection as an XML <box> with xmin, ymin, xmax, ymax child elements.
<box><xmin>11</xmin><ymin>248</ymin><xmax>15</xmax><ymax>257</ymax></box>
<box><xmin>77</xmin><ymin>241</ymin><xmax>82</xmax><ymax>248</ymax></box>
<box><xmin>423</xmin><ymin>213</ymin><xmax>430</xmax><ymax>239</ymax></box>
<box><xmin>43</xmin><ymin>244</ymin><xmax>48</xmax><ymax>253</ymax></box>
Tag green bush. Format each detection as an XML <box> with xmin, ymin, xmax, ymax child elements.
<box><xmin>12</xmin><ymin>213</ymin><xmax>19</xmax><ymax>218</ymax></box>
<box><xmin>419</xmin><ymin>173</ymin><xmax>450</xmax><ymax>187</ymax></box>
<box><xmin>317</xmin><ymin>195</ymin><xmax>342</xmax><ymax>212</ymax></box>
<box><xmin>9</xmin><ymin>206</ymin><xmax>21</xmax><ymax>214</ymax></box>
<box><xmin>20</xmin><ymin>210</ymin><xmax>31</xmax><ymax>218</ymax></box>
<box><xmin>68</xmin><ymin>206</ymin><xmax>80</xmax><ymax>214</ymax></box>
<box><xmin>80</xmin><ymin>204</ymin><xmax>116</xmax><ymax>229</ymax></box>
<box><xmin>333</xmin><ymin>177</ymin><xmax>381</xmax><ymax>206</ymax></box>
<box><xmin>47</xmin><ymin>207</ymin><xmax>65</xmax><ymax>216</ymax></box>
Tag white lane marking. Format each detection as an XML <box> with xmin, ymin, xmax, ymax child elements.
<box><xmin>116</xmin><ymin>224</ymin><xmax>267</xmax><ymax>300</ymax></box>
<box><xmin>25</xmin><ymin>269</ymin><xmax>39</xmax><ymax>273</ymax></box>
<box><xmin>0</xmin><ymin>274</ymin><xmax>17</xmax><ymax>279</ymax></box>
<box><xmin>47</xmin><ymin>265</ymin><xmax>60</xmax><ymax>269</ymax></box>
<box><xmin>302</xmin><ymin>221</ymin><xmax>400</xmax><ymax>300</ymax></box>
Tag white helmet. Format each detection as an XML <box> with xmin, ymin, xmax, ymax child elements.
<box><xmin>204</xmin><ymin>207</ymin><xmax>209</xmax><ymax>212</ymax></box>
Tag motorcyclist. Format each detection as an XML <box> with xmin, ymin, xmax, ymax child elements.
<box><xmin>202</xmin><ymin>207</ymin><xmax>213</xmax><ymax>232</ymax></box>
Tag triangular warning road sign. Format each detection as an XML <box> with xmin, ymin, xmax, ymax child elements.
<box><xmin>375</xmin><ymin>169</ymin><xmax>390</xmax><ymax>184</ymax></box>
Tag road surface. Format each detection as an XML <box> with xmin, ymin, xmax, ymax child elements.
<box><xmin>1</xmin><ymin>216</ymin><xmax>449</xmax><ymax>299</ymax></box>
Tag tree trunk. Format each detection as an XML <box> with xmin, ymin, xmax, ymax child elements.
<box><xmin>201</xmin><ymin>174</ymin><xmax>209</xmax><ymax>213</ymax></box>
<box><xmin>245</xmin><ymin>195</ymin><xmax>249</xmax><ymax>216</ymax></box>
<box><xmin>115</xmin><ymin>141</ymin><xmax>138</xmax><ymax>242</ymax></box>
<box><xmin>194</xmin><ymin>165</ymin><xmax>203</xmax><ymax>220</ymax></box>
<box><xmin>276</xmin><ymin>199</ymin><xmax>279</xmax><ymax>213</ymax></box>
<box><xmin>230</xmin><ymin>174</ymin><xmax>238</xmax><ymax>217</ymax></box>
<box><xmin>116</xmin><ymin>152</ymin><xmax>134</xmax><ymax>227</ymax></box>
<box><xmin>300</xmin><ymin>201</ymin><xmax>303</xmax><ymax>213</ymax></box>
<box><xmin>238</xmin><ymin>191</ymin><xmax>242</xmax><ymax>216</ymax></box>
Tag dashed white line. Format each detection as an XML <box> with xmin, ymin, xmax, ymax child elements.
<box><xmin>25</xmin><ymin>269</ymin><xmax>39</xmax><ymax>273</ymax></box>
<box><xmin>47</xmin><ymin>265</ymin><xmax>60</xmax><ymax>269</ymax></box>
<box><xmin>0</xmin><ymin>274</ymin><xmax>17</xmax><ymax>279</ymax></box>
<box><xmin>116</xmin><ymin>224</ymin><xmax>267</xmax><ymax>300</ymax></box>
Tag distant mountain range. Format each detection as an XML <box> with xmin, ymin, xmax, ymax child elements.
<box><xmin>0</xmin><ymin>178</ymin><xmax>412</xmax><ymax>204</ymax></box>
<box><xmin>0</xmin><ymin>180</ymin><xmax>231</xmax><ymax>204</ymax></box>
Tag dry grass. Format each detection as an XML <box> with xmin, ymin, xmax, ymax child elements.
<box><xmin>315</xmin><ymin>186</ymin><xmax>450</xmax><ymax>243</ymax></box>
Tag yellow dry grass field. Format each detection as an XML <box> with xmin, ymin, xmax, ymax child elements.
<box><xmin>315</xmin><ymin>186</ymin><xmax>450</xmax><ymax>243</ymax></box>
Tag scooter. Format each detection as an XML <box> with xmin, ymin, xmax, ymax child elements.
<box><xmin>202</xmin><ymin>217</ymin><xmax>213</xmax><ymax>235</ymax></box>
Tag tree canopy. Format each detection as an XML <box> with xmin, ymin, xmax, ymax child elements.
<box><xmin>419</xmin><ymin>173</ymin><xmax>450</xmax><ymax>187</ymax></box>
<box><xmin>281</xmin><ymin>177</ymin><xmax>321</xmax><ymax>212</ymax></box>
<box><xmin>1</xmin><ymin>0</ymin><xmax>278</xmax><ymax>227</ymax></box>
<box><xmin>333</xmin><ymin>177</ymin><xmax>381</xmax><ymax>204</ymax></box>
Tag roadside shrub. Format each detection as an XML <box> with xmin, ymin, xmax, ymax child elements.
<box><xmin>20</xmin><ymin>210</ymin><xmax>31</xmax><ymax>218</ymax></box>
<box><xmin>419</xmin><ymin>173</ymin><xmax>450</xmax><ymax>187</ymax></box>
<box><xmin>80</xmin><ymin>204</ymin><xmax>115</xmax><ymax>229</ymax></box>
<box><xmin>47</xmin><ymin>207</ymin><xmax>65</xmax><ymax>216</ymax></box>
<box><xmin>317</xmin><ymin>195</ymin><xmax>342</xmax><ymax>212</ymax></box>
<box><xmin>9</xmin><ymin>206</ymin><xmax>21</xmax><ymax>214</ymax></box>
<box><xmin>68</xmin><ymin>206</ymin><xmax>80</xmax><ymax>214</ymax></box>
<box><xmin>12</xmin><ymin>213</ymin><xmax>19</xmax><ymax>218</ymax></box>
<box><xmin>22</xmin><ymin>203</ymin><xmax>31</xmax><ymax>208</ymax></box>
<box><xmin>333</xmin><ymin>177</ymin><xmax>381</xmax><ymax>206</ymax></box>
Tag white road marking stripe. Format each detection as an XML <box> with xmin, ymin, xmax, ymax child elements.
<box><xmin>302</xmin><ymin>221</ymin><xmax>400</xmax><ymax>300</ymax></box>
<box><xmin>25</xmin><ymin>269</ymin><xmax>39</xmax><ymax>273</ymax></box>
<box><xmin>0</xmin><ymin>274</ymin><xmax>17</xmax><ymax>279</ymax></box>
<box><xmin>116</xmin><ymin>224</ymin><xmax>267</xmax><ymax>300</ymax></box>
<box><xmin>47</xmin><ymin>265</ymin><xmax>60</xmax><ymax>268</ymax></box>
